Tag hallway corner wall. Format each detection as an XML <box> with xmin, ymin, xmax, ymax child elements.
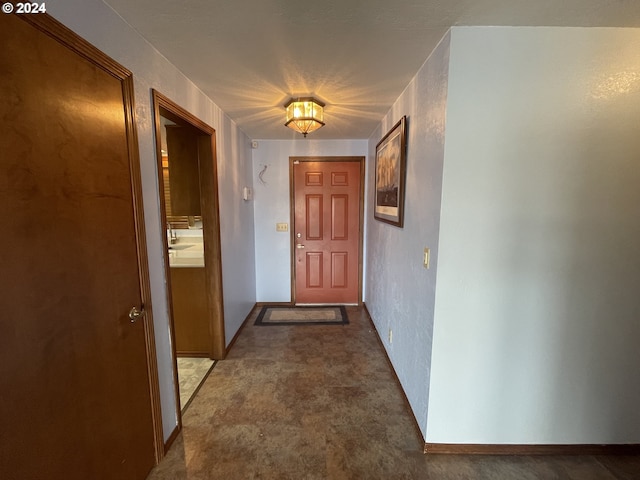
<box><xmin>217</xmin><ymin>119</ymin><xmax>257</xmax><ymax>347</ymax></box>
<box><xmin>365</xmin><ymin>32</ymin><xmax>451</xmax><ymax>440</ymax></box>
<box><xmin>428</xmin><ymin>26</ymin><xmax>640</xmax><ymax>444</ymax></box>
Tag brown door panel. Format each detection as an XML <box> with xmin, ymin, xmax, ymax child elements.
<box><xmin>0</xmin><ymin>14</ymin><xmax>155</xmax><ymax>479</ymax></box>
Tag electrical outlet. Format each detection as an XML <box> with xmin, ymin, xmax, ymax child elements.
<box><xmin>388</xmin><ymin>329</ymin><xmax>393</xmax><ymax>344</ymax></box>
<box><xmin>276</xmin><ymin>223</ymin><xmax>288</xmax><ymax>232</ymax></box>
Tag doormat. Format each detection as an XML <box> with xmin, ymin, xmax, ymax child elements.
<box><xmin>254</xmin><ymin>305</ymin><xmax>349</xmax><ymax>326</ymax></box>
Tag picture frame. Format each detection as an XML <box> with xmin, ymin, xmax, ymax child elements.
<box><xmin>374</xmin><ymin>116</ymin><xmax>407</xmax><ymax>227</ymax></box>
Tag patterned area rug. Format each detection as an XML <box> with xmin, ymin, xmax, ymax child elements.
<box><xmin>254</xmin><ymin>305</ymin><xmax>349</xmax><ymax>326</ymax></box>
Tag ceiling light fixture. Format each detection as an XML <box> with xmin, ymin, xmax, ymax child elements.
<box><xmin>284</xmin><ymin>97</ymin><xmax>325</xmax><ymax>137</ymax></box>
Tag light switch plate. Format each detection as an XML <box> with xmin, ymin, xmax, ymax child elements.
<box><xmin>276</xmin><ymin>223</ymin><xmax>288</xmax><ymax>232</ymax></box>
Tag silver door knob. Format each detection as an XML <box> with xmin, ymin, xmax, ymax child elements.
<box><xmin>129</xmin><ymin>306</ymin><xmax>145</xmax><ymax>323</ymax></box>
<box><xmin>296</xmin><ymin>244</ymin><xmax>305</xmax><ymax>249</ymax></box>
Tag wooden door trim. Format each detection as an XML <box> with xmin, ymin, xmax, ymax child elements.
<box><xmin>152</xmin><ymin>90</ymin><xmax>226</xmax><ymax>444</ymax></box>
<box><xmin>123</xmin><ymin>69</ymin><xmax>165</xmax><ymax>466</ymax></box>
<box><xmin>15</xmin><ymin>13</ymin><xmax>165</xmax><ymax>463</ymax></box>
<box><xmin>19</xmin><ymin>14</ymin><xmax>131</xmax><ymax>80</ymax></box>
<box><xmin>289</xmin><ymin>156</ymin><xmax>365</xmax><ymax>305</ymax></box>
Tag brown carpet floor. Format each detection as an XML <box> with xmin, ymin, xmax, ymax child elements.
<box><xmin>147</xmin><ymin>306</ymin><xmax>639</xmax><ymax>480</ymax></box>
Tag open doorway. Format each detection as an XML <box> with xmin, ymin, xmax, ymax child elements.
<box><xmin>152</xmin><ymin>91</ymin><xmax>226</xmax><ymax>419</ymax></box>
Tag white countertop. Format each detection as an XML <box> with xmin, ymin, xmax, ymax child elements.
<box><xmin>168</xmin><ymin>239</ymin><xmax>204</xmax><ymax>268</ymax></box>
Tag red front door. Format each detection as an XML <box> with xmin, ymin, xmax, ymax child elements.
<box><xmin>293</xmin><ymin>159</ymin><xmax>363</xmax><ymax>304</ymax></box>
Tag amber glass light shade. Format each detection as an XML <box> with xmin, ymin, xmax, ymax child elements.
<box><xmin>284</xmin><ymin>97</ymin><xmax>325</xmax><ymax>137</ymax></box>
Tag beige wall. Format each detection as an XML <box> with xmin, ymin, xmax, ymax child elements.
<box><xmin>429</xmin><ymin>27</ymin><xmax>640</xmax><ymax>443</ymax></box>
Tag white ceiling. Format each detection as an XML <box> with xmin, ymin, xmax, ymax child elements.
<box><xmin>103</xmin><ymin>0</ymin><xmax>640</xmax><ymax>140</ymax></box>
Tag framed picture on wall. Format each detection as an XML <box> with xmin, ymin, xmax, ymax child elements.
<box><xmin>374</xmin><ymin>116</ymin><xmax>407</xmax><ymax>227</ymax></box>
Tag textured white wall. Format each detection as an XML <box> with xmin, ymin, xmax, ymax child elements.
<box><xmin>49</xmin><ymin>0</ymin><xmax>256</xmax><ymax>441</ymax></box>
<box><xmin>252</xmin><ymin>140</ymin><xmax>368</xmax><ymax>302</ymax></box>
<box><xmin>428</xmin><ymin>27</ymin><xmax>640</xmax><ymax>444</ymax></box>
<box><xmin>365</xmin><ymin>34</ymin><xmax>451</xmax><ymax>439</ymax></box>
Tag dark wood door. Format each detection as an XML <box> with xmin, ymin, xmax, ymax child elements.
<box><xmin>165</xmin><ymin>125</ymin><xmax>201</xmax><ymax>216</ymax></box>
<box><xmin>293</xmin><ymin>160</ymin><xmax>362</xmax><ymax>304</ymax></box>
<box><xmin>0</xmin><ymin>15</ymin><xmax>156</xmax><ymax>479</ymax></box>
<box><xmin>170</xmin><ymin>267</ymin><xmax>211</xmax><ymax>356</ymax></box>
